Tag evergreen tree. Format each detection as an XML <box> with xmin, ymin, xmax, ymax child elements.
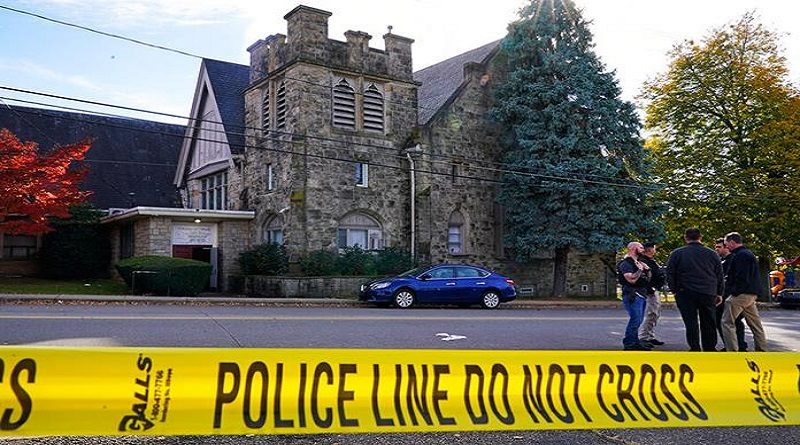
<box><xmin>492</xmin><ymin>0</ymin><xmax>659</xmax><ymax>296</ymax></box>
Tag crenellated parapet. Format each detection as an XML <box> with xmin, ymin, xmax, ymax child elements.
<box><xmin>247</xmin><ymin>5</ymin><xmax>414</xmax><ymax>83</ymax></box>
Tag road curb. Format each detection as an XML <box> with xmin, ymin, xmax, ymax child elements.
<box><xmin>0</xmin><ymin>293</ymin><xmax>781</xmax><ymax>310</ymax></box>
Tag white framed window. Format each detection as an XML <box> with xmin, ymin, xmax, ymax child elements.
<box><xmin>355</xmin><ymin>162</ymin><xmax>369</xmax><ymax>187</ymax></box>
<box><xmin>276</xmin><ymin>80</ymin><xmax>287</xmax><ymax>131</ymax></box>
<box><xmin>200</xmin><ymin>171</ymin><xmax>227</xmax><ymax>210</ymax></box>
<box><xmin>337</xmin><ymin>212</ymin><xmax>382</xmax><ymax>250</ymax></box>
<box><xmin>363</xmin><ymin>83</ymin><xmax>385</xmax><ymax>132</ymax></box>
<box><xmin>262</xmin><ymin>215</ymin><xmax>284</xmax><ymax>245</ymax></box>
<box><xmin>267</xmin><ymin>163</ymin><xmax>274</xmax><ymax>191</ymax></box>
<box><xmin>332</xmin><ymin>77</ymin><xmax>356</xmax><ymax>129</ymax></box>
<box><xmin>448</xmin><ymin>210</ymin><xmax>465</xmax><ymax>254</ymax></box>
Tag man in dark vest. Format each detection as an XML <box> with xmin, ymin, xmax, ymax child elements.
<box><xmin>666</xmin><ymin>228</ymin><xmax>723</xmax><ymax>351</ymax></box>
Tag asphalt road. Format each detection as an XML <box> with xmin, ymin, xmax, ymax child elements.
<box><xmin>0</xmin><ymin>303</ymin><xmax>798</xmax><ymax>351</ymax></box>
<box><xmin>1</xmin><ymin>302</ymin><xmax>798</xmax><ymax>444</ymax></box>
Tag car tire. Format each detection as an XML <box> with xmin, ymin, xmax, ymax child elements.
<box><xmin>393</xmin><ymin>289</ymin><xmax>415</xmax><ymax>309</ymax></box>
<box><xmin>481</xmin><ymin>291</ymin><xmax>500</xmax><ymax>309</ymax></box>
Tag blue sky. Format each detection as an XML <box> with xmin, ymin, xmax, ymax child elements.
<box><xmin>1</xmin><ymin>0</ymin><xmax>798</xmax><ymax>127</ymax></box>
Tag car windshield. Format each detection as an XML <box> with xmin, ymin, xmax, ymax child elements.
<box><xmin>398</xmin><ymin>267</ymin><xmax>427</xmax><ymax>277</ymax></box>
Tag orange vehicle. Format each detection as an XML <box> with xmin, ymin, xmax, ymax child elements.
<box><xmin>773</xmin><ymin>256</ymin><xmax>799</xmax><ymax>307</ymax></box>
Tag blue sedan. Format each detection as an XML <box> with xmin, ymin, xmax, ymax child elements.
<box><xmin>359</xmin><ymin>264</ymin><xmax>517</xmax><ymax>309</ymax></box>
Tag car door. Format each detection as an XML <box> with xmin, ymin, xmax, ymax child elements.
<box><xmin>454</xmin><ymin>266</ymin><xmax>489</xmax><ymax>302</ymax></box>
<box><xmin>418</xmin><ymin>266</ymin><xmax>456</xmax><ymax>303</ymax></box>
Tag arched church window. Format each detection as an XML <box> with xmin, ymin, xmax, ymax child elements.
<box><xmin>262</xmin><ymin>215</ymin><xmax>284</xmax><ymax>245</ymax></box>
<box><xmin>337</xmin><ymin>212</ymin><xmax>382</xmax><ymax>250</ymax></box>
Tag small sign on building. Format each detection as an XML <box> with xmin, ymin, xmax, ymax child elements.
<box><xmin>172</xmin><ymin>224</ymin><xmax>217</xmax><ymax>246</ymax></box>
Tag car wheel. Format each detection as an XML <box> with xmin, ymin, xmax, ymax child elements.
<box><xmin>394</xmin><ymin>289</ymin><xmax>415</xmax><ymax>308</ymax></box>
<box><xmin>481</xmin><ymin>291</ymin><xmax>500</xmax><ymax>309</ymax></box>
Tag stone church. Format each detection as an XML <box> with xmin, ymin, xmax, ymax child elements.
<box><xmin>172</xmin><ymin>5</ymin><xmax>615</xmax><ymax>296</ymax></box>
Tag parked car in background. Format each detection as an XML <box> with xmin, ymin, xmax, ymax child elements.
<box><xmin>359</xmin><ymin>264</ymin><xmax>517</xmax><ymax>309</ymax></box>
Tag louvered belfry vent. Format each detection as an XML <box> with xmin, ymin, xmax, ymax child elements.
<box><xmin>276</xmin><ymin>80</ymin><xmax>287</xmax><ymax>130</ymax></box>
<box><xmin>332</xmin><ymin>78</ymin><xmax>356</xmax><ymax>129</ymax></box>
<box><xmin>363</xmin><ymin>83</ymin><xmax>384</xmax><ymax>132</ymax></box>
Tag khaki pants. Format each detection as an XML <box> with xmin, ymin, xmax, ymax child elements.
<box><xmin>639</xmin><ymin>291</ymin><xmax>661</xmax><ymax>341</ymax></box>
<box><xmin>722</xmin><ymin>293</ymin><xmax>767</xmax><ymax>352</ymax></box>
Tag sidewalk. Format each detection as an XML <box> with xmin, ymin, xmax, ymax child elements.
<box><xmin>0</xmin><ymin>292</ymin><xmax>657</xmax><ymax>309</ymax></box>
<box><xmin>0</xmin><ymin>293</ymin><xmax>779</xmax><ymax>309</ymax></box>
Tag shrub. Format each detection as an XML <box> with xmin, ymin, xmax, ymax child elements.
<box><xmin>239</xmin><ymin>243</ymin><xmax>288</xmax><ymax>275</ymax></box>
<box><xmin>298</xmin><ymin>249</ymin><xmax>339</xmax><ymax>276</ymax></box>
<box><xmin>337</xmin><ymin>245</ymin><xmax>373</xmax><ymax>276</ymax></box>
<box><xmin>372</xmin><ymin>247</ymin><xmax>415</xmax><ymax>275</ymax></box>
<box><xmin>115</xmin><ymin>256</ymin><xmax>211</xmax><ymax>296</ymax></box>
<box><xmin>38</xmin><ymin>204</ymin><xmax>111</xmax><ymax>279</ymax></box>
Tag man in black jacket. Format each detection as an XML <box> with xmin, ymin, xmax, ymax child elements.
<box><xmin>714</xmin><ymin>238</ymin><xmax>748</xmax><ymax>351</ymax></box>
<box><xmin>721</xmin><ymin>232</ymin><xmax>768</xmax><ymax>351</ymax></box>
<box><xmin>666</xmin><ymin>228</ymin><xmax>723</xmax><ymax>351</ymax></box>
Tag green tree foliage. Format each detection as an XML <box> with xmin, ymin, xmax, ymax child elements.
<box><xmin>642</xmin><ymin>13</ymin><xmax>800</xmax><ymax>272</ymax></box>
<box><xmin>492</xmin><ymin>0</ymin><xmax>660</xmax><ymax>296</ymax></box>
<box><xmin>38</xmin><ymin>203</ymin><xmax>111</xmax><ymax>279</ymax></box>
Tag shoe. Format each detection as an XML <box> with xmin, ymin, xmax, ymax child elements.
<box><xmin>717</xmin><ymin>348</ymin><xmax>727</xmax><ymax>352</ymax></box>
<box><xmin>639</xmin><ymin>342</ymin><xmax>654</xmax><ymax>349</ymax></box>
<box><xmin>646</xmin><ymin>339</ymin><xmax>665</xmax><ymax>346</ymax></box>
<box><xmin>624</xmin><ymin>344</ymin><xmax>652</xmax><ymax>351</ymax></box>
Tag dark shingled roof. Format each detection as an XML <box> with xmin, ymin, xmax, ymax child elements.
<box><xmin>413</xmin><ymin>40</ymin><xmax>501</xmax><ymax>125</ymax></box>
<box><xmin>203</xmin><ymin>58</ymin><xmax>250</xmax><ymax>154</ymax></box>
<box><xmin>0</xmin><ymin>105</ymin><xmax>184</xmax><ymax>209</ymax></box>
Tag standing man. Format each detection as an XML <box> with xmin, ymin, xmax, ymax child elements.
<box><xmin>714</xmin><ymin>238</ymin><xmax>748</xmax><ymax>351</ymax></box>
<box><xmin>721</xmin><ymin>232</ymin><xmax>768</xmax><ymax>351</ymax></box>
<box><xmin>639</xmin><ymin>242</ymin><xmax>666</xmax><ymax>346</ymax></box>
<box><xmin>666</xmin><ymin>228</ymin><xmax>723</xmax><ymax>351</ymax></box>
<box><xmin>618</xmin><ymin>242</ymin><xmax>653</xmax><ymax>351</ymax></box>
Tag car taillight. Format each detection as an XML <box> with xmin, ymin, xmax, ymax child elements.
<box><xmin>505</xmin><ymin>279</ymin><xmax>515</xmax><ymax>285</ymax></box>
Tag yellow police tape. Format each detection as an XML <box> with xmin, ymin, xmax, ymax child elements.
<box><xmin>0</xmin><ymin>346</ymin><xmax>798</xmax><ymax>436</ymax></box>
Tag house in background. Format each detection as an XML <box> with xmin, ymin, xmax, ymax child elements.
<box><xmin>0</xmin><ymin>105</ymin><xmax>185</xmax><ymax>276</ymax></box>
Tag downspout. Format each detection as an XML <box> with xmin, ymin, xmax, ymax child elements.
<box><xmin>404</xmin><ymin>144</ymin><xmax>423</xmax><ymax>261</ymax></box>
<box><xmin>406</xmin><ymin>151</ymin><xmax>416</xmax><ymax>260</ymax></box>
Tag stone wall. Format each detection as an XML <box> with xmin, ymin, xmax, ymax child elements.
<box><xmin>133</xmin><ymin>217</ymin><xmax>171</xmax><ymax>257</ymax></box>
<box><xmin>218</xmin><ymin>220</ymin><xmax>251</xmax><ymax>291</ymax></box>
<box><xmin>242</xmin><ymin>275</ymin><xmax>367</xmax><ymax>298</ymax></box>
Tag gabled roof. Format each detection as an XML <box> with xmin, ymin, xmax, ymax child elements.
<box><xmin>413</xmin><ymin>40</ymin><xmax>501</xmax><ymax>125</ymax></box>
<box><xmin>0</xmin><ymin>104</ymin><xmax>184</xmax><ymax>209</ymax></box>
<box><xmin>203</xmin><ymin>58</ymin><xmax>250</xmax><ymax>154</ymax></box>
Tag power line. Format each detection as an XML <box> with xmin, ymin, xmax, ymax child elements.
<box><xmin>0</xmin><ymin>88</ymin><xmax>655</xmax><ymax>190</ymax></box>
<box><xmin>0</xmin><ymin>5</ymin><xmax>653</xmax><ymax>186</ymax></box>
<box><xmin>0</xmin><ymin>5</ymin><xmax>204</xmax><ymax>60</ymax></box>
<box><xmin>6</xmin><ymin>102</ymin><xmax>783</xmax><ymax>205</ymax></box>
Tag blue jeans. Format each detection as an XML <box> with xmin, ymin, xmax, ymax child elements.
<box><xmin>623</xmin><ymin>295</ymin><xmax>646</xmax><ymax>348</ymax></box>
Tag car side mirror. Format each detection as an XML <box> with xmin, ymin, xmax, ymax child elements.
<box><xmin>419</xmin><ymin>274</ymin><xmax>432</xmax><ymax>280</ymax></box>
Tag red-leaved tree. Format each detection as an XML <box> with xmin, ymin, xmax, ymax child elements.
<box><xmin>0</xmin><ymin>128</ymin><xmax>91</xmax><ymax>235</ymax></box>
